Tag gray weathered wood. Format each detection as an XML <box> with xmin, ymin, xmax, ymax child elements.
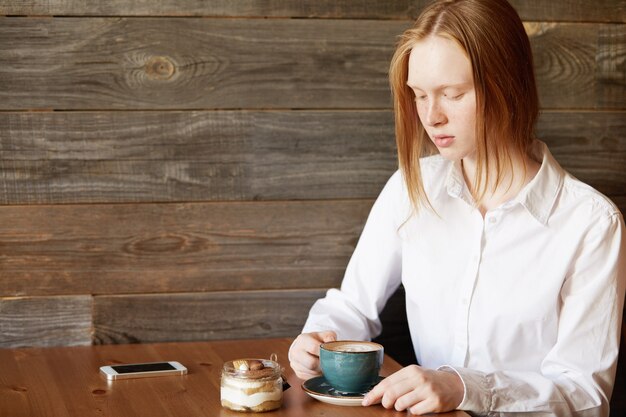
<box><xmin>92</xmin><ymin>289</ymin><xmax>326</xmax><ymax>344</ymax></box>
<box><xmin>0</xmin><ymin>18</ymin><xmax>623</xmax><ymax>110</ymax></box>
<box><xmin>508</xmin><ymin>0</ymin><xmax>626</xmax><ymax>23</ymax></box>
<box><xmin>0</xmin><ymin>0</ymin><xmax>622</xmax><ymax>23</ymax></box>
<box><xmin>0</xmin><ymin>110</ymin><xmax>397</xmax><ymax>204</ymax></box>
<box><xmin>526</xmin><ymin>22</ymin><xmax>626</xmax><ymax>109</ymax></box>
<box><xmin>0</xmin><ymin>200</ymin><xmax>372</xmax><ymax>297</ymax></box>
<box><xmin>0</xmin><ymin>110</ymin><xmax>624</xmax><ymax>204</ymax></box>
<box><xmin>536</xmin><ymin>111</ymin><xmax>626</xmax><ymax>196</ymax></box>
<box><xmin>0</xmin><ymin>18</ymin><xmax>399</xmax><ymax>110</ymax></box>
<box><xmin>0</xmin><ymin>296</ymin><xmax>92</xmax><ymax>348</ymax></box>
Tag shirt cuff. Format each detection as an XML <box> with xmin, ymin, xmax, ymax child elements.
<box><xmin>437</xmin><ymin>365</ymin><xmax>493</xmax><ymax>414</ymax></box>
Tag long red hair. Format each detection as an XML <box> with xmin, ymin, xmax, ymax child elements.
<box><xmin>389</xmin><ymin>0</ymin><xmax>539</xmax><ymax>211</ymax></box>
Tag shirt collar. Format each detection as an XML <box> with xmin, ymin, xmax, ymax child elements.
<box><xmin>515</xmin><ymin>140</ymin><xmax>564</xmax><ymax>225</ymax></box>
<box><xmin>445</xmin><ymin>160</ymin><xmax>474</xmax><ymax>206</ymax></box>
<box><xmin>446</xmin><ymin>160</ymin><xmax>464</xmax><ymax>198</ymax></box>
<box><xmin>443</xmin><ymin>140</ymin><xmax>564</xmax><ymax>225</ymax></box>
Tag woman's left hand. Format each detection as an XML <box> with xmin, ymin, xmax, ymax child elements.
<box><xmin>362</xmin><ymin>365</ymin><xmax>464</xmax><ymax>415</ymax></box>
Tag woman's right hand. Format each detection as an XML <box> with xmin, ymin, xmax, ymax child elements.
<box><xmin>288</xmin><ymin>331</ymin><xmax>337</xmax><ymax>380</ymax></box>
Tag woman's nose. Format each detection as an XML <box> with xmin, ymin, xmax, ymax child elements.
<box><xmin>425</xmin><ymin>101</ymin><xmax>446</xmax><ymax>126</ymax></box>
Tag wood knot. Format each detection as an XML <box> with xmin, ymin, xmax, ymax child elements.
<box><xmin>92</xmin><ymin>389</ymin><xmax>107</xmax><ymax>395</ymax></box>
<box><xmin>125</xmin><ymin>233</ymin><xmax>209</xmax><ymax>255</ymax></box>
<box><xmin>133</xmin><ymin>234</ymin><xmax>187</xmax><ymax>253</ymax></box>
<box><xmin>145</xmin><ymin>56</ymin><xmax>176</xmax><ymax>80</ymax></box>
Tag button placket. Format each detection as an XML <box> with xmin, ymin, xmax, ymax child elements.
<box><xmin>451</xmin><ymin>214</ymin><xmax>483</xmax><ymax>366</ymax></box>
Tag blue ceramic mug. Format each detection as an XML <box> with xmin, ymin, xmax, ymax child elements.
<box><xmin>319</xmin><ymin>341</ymin><xmax>384</xmax><ymax>394</ymax></box>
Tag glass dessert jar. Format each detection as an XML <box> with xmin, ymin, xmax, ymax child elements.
<box><xmin>220</xmin><ymin>356</ymin><xmax>283</xmax><ymax>412</ymax></box>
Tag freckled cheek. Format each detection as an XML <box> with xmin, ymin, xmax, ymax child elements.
<box><xmin>447</xmin><ymin>106</ymin><xmax>476</xmax><ymax>130</ymax></box>
<box><xmin>459</xmin><ymin>100</ymin><xmax>477</xmax><ymax>130</ymax></box>
<box><xmin>460</xmin><ymin>112</ymin><xmax>477</xmax><ymax>132</ymax></box>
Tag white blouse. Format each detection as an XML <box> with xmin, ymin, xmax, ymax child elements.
<box><xmin>302</xmin><ymin>141</ymin><xmax>626</xmax><ymax>416</ymax></box>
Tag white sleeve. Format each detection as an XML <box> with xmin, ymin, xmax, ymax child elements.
<box><xmin>301</xmin><ymin>171</ymin><xmax>405</xmax><ymax>341</ymax></box>
<box><xmin>448</xmin><ymin>212</ymin><xmax>626</xmax><ymax>416</ymax></box>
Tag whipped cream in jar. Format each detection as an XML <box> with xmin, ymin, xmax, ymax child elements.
<box><xmin>220</xmin><ymin>355</ymin><xmax>283</xmax><ymax>412</ymax></box>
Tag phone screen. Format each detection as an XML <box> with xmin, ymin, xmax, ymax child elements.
<box><xmin>111</xmin><ymin>362</ymin><xmax>176</xmax><ymax>374</ymax></box>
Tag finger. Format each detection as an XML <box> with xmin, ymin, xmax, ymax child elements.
<box><xmin>289</xmin><ymin>331</ymin><xmax>337</xmax><ymax>379</ymax></box>
<box><xmin>301</xmin><ymin>335</ymin><xmax>324</xmax><ymax>356</ymax></box>
<box><xmin>362</xmin><ymin>366</ymin><xmax>408</xmax><ymax>405</ymax></box>
<box><xmin>385</xmin><ymin>381</ymin><xmax>420</xmax><ymax>410</ymax></box>
<box><xmin>409</xmin><ymin>398</ymin><xmax>436</xmax><ymax>416</ymax></box>
<box><xmin>362</xmin><ymin>376</ymin><xmax>392</xmax><ymax>406</ymax></box>
<box><xmin>393</xmin><ymin>389</ymin><xmax>426</xmax><ymax>412</ymax></box>
<box><xmin>294</xmin><ymin>350</ymin><xmax>320</xmax><ymax>371</ymax></box>
<box><xmin>363</xmin><ymin>366</ymin><xmax>422</xmax><ymax>407</ymax></box>
<box><xmin>290</xmin><ymin>358</ymin><xmax>317</xmax><ymax>375</ymax></box>
<box><xmin>294</xmin><ymin>370</ymin><xmax>320</xmax><ymax>380</ymax></box>
<box><xmin>290</xmin><ymin>360</ymin><xmax>321</xmax><ymax>380</ymax></box>
<box><xmin>320</xmin><ymin>331</ymin><xmax>337</xmax><ymax>343</ymax></box>
<box><xmin>303</xmin><ymin>331</ymin><xmax>335</xmax><ymax>357</ymax></box>
<box><xmin>379</xmin><ymin>375</ymin><xmax>421</xmax><ymax>409</ymax></box>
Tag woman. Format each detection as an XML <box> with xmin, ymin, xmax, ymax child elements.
<box><xmin>288</xmin><ymin>0</ymin><xmax>626</xmax><ymax>415</ymax></box>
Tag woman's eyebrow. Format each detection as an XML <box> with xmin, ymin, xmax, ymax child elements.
<box><xmin>406</xmin><ymin>82</ymin><xmax>471</xmax><ymax>91</ymax></box>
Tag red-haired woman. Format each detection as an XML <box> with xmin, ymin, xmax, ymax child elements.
<box><xmin>289</xmin><ymin>0</ymin><xmax>625</xmax><ymax>415</ymax></box>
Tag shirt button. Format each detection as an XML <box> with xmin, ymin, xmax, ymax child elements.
<box><xmin>461</xmin><ymin>297</ymin><xmax>469</xmax><ymax>305</ymax></box>
<box><xmin>489</xmin><ymin>216</ymin><xmax>497</xmax><ymax>224</ymax></box>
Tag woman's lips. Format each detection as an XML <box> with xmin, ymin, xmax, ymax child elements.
<box><xmin>433</xmin><ymin>135</ymin><xmax>455</xmax><ymax>148</ymax></box>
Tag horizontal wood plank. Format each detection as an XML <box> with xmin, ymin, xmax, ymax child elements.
<box><xmin>0</xmin><ymin>0</ymin><xmax>622</xmax><ymax>23</ymax></box>
<box><xmin>1</xmin><ymin>110</ymin><xmax>623</xmax><ymax>204</ymax></box>
<box><xmin>0</xmin><ymin>295</ymin><xmax>92</xmax><ymax>348</ymax></box>
<box><xmin>0</xmin><ymin>18</ymin><xmax>623</xmax><ymax>110</ymax></box>
<box><xmin>0</xmin><ymin>110</ymin><xmax>397</xmax><ymax>203</ymax></box>
<box><xmin>508</xmin><ymin>0</ymin><xmax>626</xmax><ymax>23</ymax></box>
<box><xmin>535</xmin><ymin>111</ymin><xmax>626</xmax><ymax>197</ymax></box>
<box><xmin>0</xmin><ymin>18</ymin><xmax>399</xmax><ymax>110</ymax></box>
<box><xmin>527</xmin><ymin>22</ymin><xmax>626</xmax><ymax>109</ymax></box>
<box><xmin>92</xmin><ymin>289</ymin><xmax>326</xmax><ymax>344</ymax></box>
<box><xmin>0</xmin><ymin>200</ymin><xmax>372</xmax><ymax>297</ymax></box>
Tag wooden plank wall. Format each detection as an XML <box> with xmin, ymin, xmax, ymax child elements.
<box><xmin>0</xmin><ymin>1</ymin><xmax>624</xmax><ymax>351</ymax></box>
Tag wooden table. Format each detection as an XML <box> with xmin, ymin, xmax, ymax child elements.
<box><xmin>0</xmin><ymin>338</ymin><xmax>469</xmax><ymax>416</ymax></box>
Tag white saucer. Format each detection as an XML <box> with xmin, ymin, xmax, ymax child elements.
<box><xmin>301</xmin><ymin>376</ymin><xmax>383</xmax><ymax>407</ymax></box>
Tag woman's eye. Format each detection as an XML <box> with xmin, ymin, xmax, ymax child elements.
<box><xmin>447</xmin><ymin>93</ymin><xmax>464</xmax><ymax>100</ymax></box>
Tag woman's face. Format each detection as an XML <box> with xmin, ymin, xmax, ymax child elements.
<box><xmin>408</xmin><ymin>35</ymin><xmax>477</xmax><ymax>162</ymax></box>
